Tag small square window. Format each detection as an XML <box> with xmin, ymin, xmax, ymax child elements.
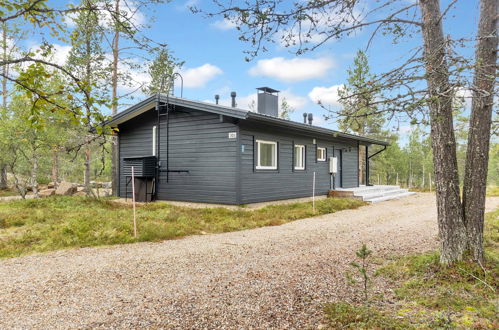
<box><xmin>256</xmin><ymin>140</ymin><xmax>278</xmax><ymax>170</ymax></box>
<box><xmin>317</xmin><ymin>147</ymin><xmax>326</xmax><ymax>161</ymax></box>
<box><xmin>294</xmin><ymin>145</ymin><xmax>305</xmax><ymax>170</ymax></box>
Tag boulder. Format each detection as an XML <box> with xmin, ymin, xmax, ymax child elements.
<box><xmin>39</xmin><ymin>189</ymin><xmax>56</xmax><ymax>198</ymax></box>
<box><xmin>76</xmin><ymin>186</ymin><xmax>85</xmax><ymax>192</ymax></box>
<box><xmin>55</xmin><ymin>181</ymin><xmax>77</xmax><ymax>196</ymax></box>
<box><xmin>73</xmin><ymin>191</ymin><xmax>87</xmax><ymax>197</ymax></box>
<box><xmin>47</xmin><ymin>182</ymin><xmax>56</xmax><ymax>189</ymax></box>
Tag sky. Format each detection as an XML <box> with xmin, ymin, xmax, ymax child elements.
<box><xmin>24</xmin><ymin>0</ymin><xmax>481</xmax><ymax>140</ymax></box>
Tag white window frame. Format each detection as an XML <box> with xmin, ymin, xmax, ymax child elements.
<box><xmin>317</xmin><ymin>147</ymin><xmax>326</xmax><ymax>161</ymax></box>
<box><xmin>152</xmin><ymin>126</ymin><xmax>157</xmax><ymax>156</ymax></box>
<box><xmin>256</xmin><ymin>139</ymin><xmax>278</xmax><ymax>170</ymax></box>
<box><xmin>294</xmin><ymin>144</ymin><xmax>305</xmax><ymax>170</ymax></box>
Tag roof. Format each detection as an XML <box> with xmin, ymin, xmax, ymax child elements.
<box><xmin>109</xmin><ymin>94</ymin><xmax>389</xmax><ymax>146</ymax></box>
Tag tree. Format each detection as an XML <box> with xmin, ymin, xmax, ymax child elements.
<box><xmin>67</xmin><ymin>0</ymin><xmax>110</xmax><ymax>196</ymax></box>
<box><xmin>336</xmin><ymin>50</ymin><xmax>385</xmax><ymax>138</ymax></box>
<box><xmin>279</xmin><ymin>97</ymin><xmax>294</xmax><ymax>120</ymax></box>
<box><xmin>198</xmin><ymin>0</ymin><xmax>498</xmax><ymax>264</ymax></box>
<box><xmin>143</xmin><ymin>48</ymin><xmax>183</xmax><ymax>95</ymax></box>
<box><xmin>462</xmin><ymin>0</ymin><xmax>498</xmax><ymax>261</ymax></box>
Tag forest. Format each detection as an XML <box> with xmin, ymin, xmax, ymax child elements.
<box><xmin>1</xmin><ymin>1</ymin><xmax>496</xmax><ymax>200</ymax></box>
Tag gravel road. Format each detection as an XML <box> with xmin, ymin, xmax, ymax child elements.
<box><xmin>1</xmin><ymin>193</ymin><xmax>498</xmax><ymax>329</ymax></box>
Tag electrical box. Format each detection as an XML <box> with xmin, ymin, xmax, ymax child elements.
<box><xmin>329</xmin><ymin>156</ymin><xmax>337</xmax><ymax>174</ymax></box>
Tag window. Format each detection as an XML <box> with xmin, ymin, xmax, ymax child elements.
<box><xmin>317</xmin><ymin>147</ymin><xmax>326</xmax><ymax>161</ymax></box>
<box><xmin>256</xmin><ymin>140</ymin><xmax>277</xmax><ymax>170</ymax></box>
<box><xmin>294</xmin><ymin>145</ymin><xmax>305</xmax><ymax>170</ymax></box>
<box><xmin>152</xmin><ymin>126</ymin><xmax>157</xmax><ymax>156</ymax></box>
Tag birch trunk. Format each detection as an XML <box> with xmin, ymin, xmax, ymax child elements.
<box><xmin>51</xmin><ymin>147</ymin><xmax>59</xmax><ymax>186</ymax></box>
<box><xmin>462</xmin><ymin>0</ymin><xmax>498</xmax><ymax>262</ymax></box>
<box><xmin>111</xmin><ymin>0</ymin><xmax>120</xmax><ymax>196</ymax></box>
<box><xmin>31</xmin><ymin>148</ymin><xmax>39</xmax><ymax>198</ymax></box>
<box><xmin>419</xmin><ymin>0</ymin><xmax>466</xmax><ymax>264</ymax></box>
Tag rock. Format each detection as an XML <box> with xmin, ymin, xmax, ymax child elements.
<box><xmin>55</xmin><ymin>181</ymin><xmax>77</xmax><ymax>196</ymax></box>
<box><xmin>47</xmin><ymin>182</ymin><xmax>56</xmax><ymax>189</ymax></box>
<box><xmin>76</xmin><ymin>186</ymin><xmax>85</xmax><ymax>192</ymax></box>
<box><xmin>73</xmin><ymin>191</ymin><xmax>87</xmax><ymax>197</ymax></box>
<box><xmin>39</xmin><ymin>189</ymin><xmax>56</xmax><ymax>198</ymax></box>
<box><xmin>102</xmin><ymin>182</ymin><xmax>112</xmax><ymax>189</ymax></box>
<box><xmin>38</xmin><ymin>184</ymin><xmax>48</xmax><ymax>191</ymax></box>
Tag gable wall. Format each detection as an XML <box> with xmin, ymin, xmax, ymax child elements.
<box><xmin>118</xmin><ymin>108</ymin><xmax>239</xmax><ymax>204</ymax></box>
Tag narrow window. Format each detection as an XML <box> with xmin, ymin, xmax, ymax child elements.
<box><xmin>294</xmin><ymin>145</ymin><xmax>305</xmax><ymax>170</ymax></box>
<box><xmin>152</xmin><ymin>126</ymin><xmax>157</xmax><ymax>156</ymax></box>
<box><xmin>317</xmin><ymin>147</ymin><xmax>326</xmax><ymax>161</ymax></box>
<box><xmin>256</xmin><ymin>140</ymin><xmax>277</xmax><ymax>170</ymax></box>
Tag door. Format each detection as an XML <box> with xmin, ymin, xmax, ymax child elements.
<box><xmin>334</xmin><ymin>149</ymin><xmax>343</xmax><ymax>188</ymax></box>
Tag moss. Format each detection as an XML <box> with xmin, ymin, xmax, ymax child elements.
<box><xmin>324</xmin><ymin>302</ymin><xmax>411</xmax><ymax>329</ymax></box>
<box><xmin>326</xmin><ymin>209</ymin><xmax>499</xmax><ymax>329</ymax></box>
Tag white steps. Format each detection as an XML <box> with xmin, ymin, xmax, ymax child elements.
<box><xmin>337</xmin><ymin>185</ymin><xmax>416</xmax><ymax>203</ymax></box>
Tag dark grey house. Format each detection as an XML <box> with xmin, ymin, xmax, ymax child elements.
<box><xmin>109</xmin><ymin>88</ymin><xmax>388</xmax><ymax>204</ymax></box>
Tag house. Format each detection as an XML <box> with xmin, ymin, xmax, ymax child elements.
<box><xmin>109</xmin><ymin>87</ymin><xmax>388</xmax><ymax>204</ymax></box>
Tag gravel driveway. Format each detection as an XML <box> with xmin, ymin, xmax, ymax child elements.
<box><xmin>1</xmin><ymin>193</ymin><xmax>498</xmax><ymax>329</ymax></box>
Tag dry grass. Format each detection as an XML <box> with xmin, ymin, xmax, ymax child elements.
<box><xmin>0</xmin><ymin>196</ymin><xmax>365</xmax><ymax>258</ymax></box>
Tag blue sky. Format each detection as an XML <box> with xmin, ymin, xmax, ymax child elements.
<box><xmin>26</xmin><ymin>0</ymin><xmax>480</xmax><ymax>137</ymax></box>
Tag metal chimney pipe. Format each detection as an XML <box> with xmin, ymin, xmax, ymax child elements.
<box><xmin>215</xmin><ymin>94</ymin><xmax>220</xmax><ymax>105</ymax></box>
<box><xmin>230</xmin><ymin>91</ymin><xmax>237</xmax><ymax>108</ymax></box>
<box><xmin>308</xmin><ymin>113</ymin><xmax>313</xmax><ymax>125</ymax></box>
<box><xmin>303</xmin><ymin>113</ymin><xmax>308</xmax><ymax>123</ymax></box>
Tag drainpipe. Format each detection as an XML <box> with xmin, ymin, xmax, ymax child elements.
<box><xmin>366</xmin><ymin>145</ymin><xmax>387</xmax><ymax>186</ymax></box>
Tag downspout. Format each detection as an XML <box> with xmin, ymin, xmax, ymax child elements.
<box><xmin>366</xmin><ymin>145</ymin><xmax>387</xmax><ymax>186</ymax></box>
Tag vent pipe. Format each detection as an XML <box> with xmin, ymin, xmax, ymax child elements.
<box><xmin>215</xmin><ymin>94</ymin><xmax>220</xmax><ymax>105</ymax></box>
<box><xmin>303</xmin><ymin>113</ymin><xmax>307</xmax><ymax>123</ymax></box>
<box><xmin>230</xmin><ymin>91</ymin><xmax>237</xmax><ymax>108</ymax></box>
<box><xmin>308</xmin><ymin>113</ymin><xmax>313</xmax><ymax>125</ymax></box>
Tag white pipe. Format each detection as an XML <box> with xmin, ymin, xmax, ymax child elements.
<box><xmin>312</xmin><ymin>171</ymin><xmax>316</xmax><ymax>213</ymax></box>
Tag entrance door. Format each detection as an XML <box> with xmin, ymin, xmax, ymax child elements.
<box><xmin>334</xmin><ymin>149</ymin><xmax>343</xmax><ymax>188</ymax></box>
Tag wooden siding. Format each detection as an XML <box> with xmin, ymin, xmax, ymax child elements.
<box><xmin>239</xmin><ymin>123</ymin><xmax>358</xmax><ymax>204</ymax></box>
<box><xmin>118</xmin><ymin>108</ymin><xmax>238</xmax><ymax>204</ymax></box>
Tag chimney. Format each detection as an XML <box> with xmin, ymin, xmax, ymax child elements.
<box><xmin>303</xmin><ymin>113</ymin><xmax>307</xmax><ymax>123</ymax></box>
<box><xmin>215</xmin><ymin>94</ymin><xmax>220</xmax><ymax>105</ymax></box>
<box><xmin>307</xmin><ymin>113</ymin><xmax>313</xmax><ymax>125</ymax></box>
<box><xmin>230</xmin><ymin>91</ymin><xmax>237</xmax><ymax>108</ymax></box>
<box><xmin>256</xmin><ymin>87</ymin><xmax>279</xmax><ymax>117</ymax></box>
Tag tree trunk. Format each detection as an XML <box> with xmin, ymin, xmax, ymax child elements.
<box><xmin>51</xmin><ymin>147</ymin><xmax>59</xmax><ymax>186</ymax></box>
<box><xmin>462</xmin><ymin>0</ymin><xmax>498</xmax><ymax>262</ymax></box>
<box><xmin>419</xmin><ymin>0</ymin><xmax>466</xmax><ymax>264</ymax></box>
<box><xmin>0</xmin><ymin>166</ymin><xmax>7</xmax><ymax>189</ymax></box>
<box><xmin>111</xmin><ymin>0</ymin><xmax>120</xmax><ymax>196</ymax></box>
<box><xmin>84</xmin><ymin>136</ymin><xmax>91</xmax><ymax>195</ymax></box>
<box><xmin>31</xmin><ymin>148</ymin><xmax>39</xmax><ymax>198</ymax></box>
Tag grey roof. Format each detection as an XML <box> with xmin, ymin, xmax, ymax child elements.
<box><xmin>109</xmin><ymin>94</ymin><xmax>389</xmax><ymax>146</ymax></box>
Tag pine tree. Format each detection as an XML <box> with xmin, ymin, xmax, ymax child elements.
<box><xmin>143</xmin><ymin>48</ymin><xmax>183</xmax><ymax>95</ymax></box>
<box><xmin>337</xmin><ymin>50</ymin><xmax>385</xmax><ymax>138</ymax></box>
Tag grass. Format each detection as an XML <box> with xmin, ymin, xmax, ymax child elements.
<box><xmin>324</xmin><ymin>209</ymin><xmax>499</xmax><ymax>329</ymax></box>
<box><xmin>0</xmin><ymin>188</ymin><xmax>19</xmax><ymax>197</ymax></box>
<box><xmin>0</xmin><ymin>196</ymin><xmax>365</xmax><ymax>258</ymax></box>
<box><xmin>486</xmin><ymin>185</ymin><xmax>499</xmax><ymax>197</ymax></box>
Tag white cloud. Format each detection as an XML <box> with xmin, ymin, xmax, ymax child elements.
<box><xmin>249</xmin><ymin>57</ymin><xmax>334</xmax><ymax>83</ymax></box>
<box><xmin>211</xmin><ymin>19</ymin><xmax>237</xmax><ymax>31</ymax></box>
<box><xmin>65</xmin><ymin>1</ymin><xmax>145</xmax><ymax>29</ymax></box>
<box><xmin>308</xmin><ymin>84</ymin><xmax>343</xmax><ymax>107</ymax></box>
<box><xmin>180</xmin><ymin>64</ymin><xmax>223</xmax><ymax>88</ymax></box>
<box><xmin>30</xmin><ymin>43</ymin><xmax>72</xmax><ymax>65</ymax></box>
